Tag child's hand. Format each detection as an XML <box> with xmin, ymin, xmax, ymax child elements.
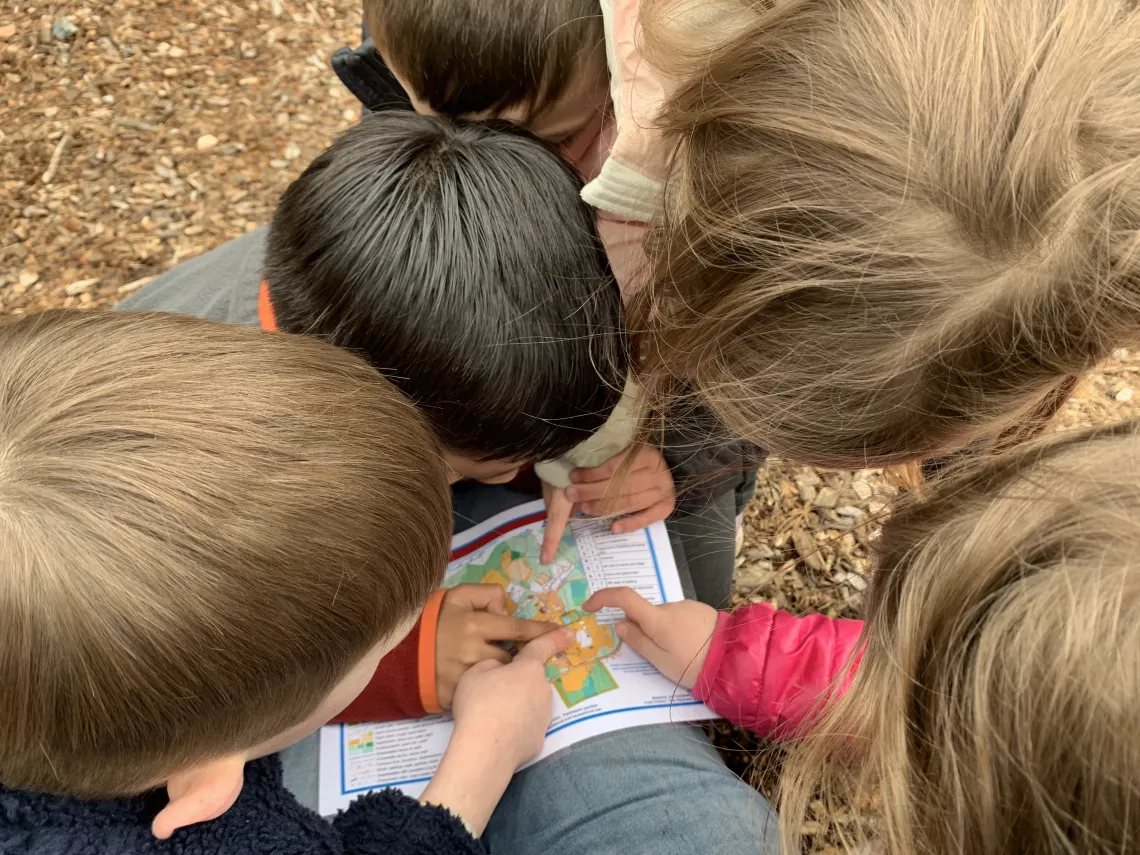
<box><xmin>584</xmin><ymin>587</ymin><xmax>717</xmax><ymax>690</ymax></box>
<box><xmin>540</xmin><ymin>480</ymin><xmax>576</xmax><ymax>564</ymax></box>
<box><xmin>420</xmin><ymin>628</ymin><xmax>572</xmax><ymax>835</ymax></box>
<box><xmin>570</xmin><ymin>443</ymin><xmax>674</xmax><ymax>530</ymax></box>
<box><xmin>540</xmin><ymin>444</ymin><xmax>676</xmax><ymax>563</ymax></box>
<box><xmin>435</xmin><ymin>584</ymin><xmax>555</xmax><ymax>709</ymax></box>
<box><xmin>450</xmin><ymin>627</ymin><xmax>572</xmax><ymax>768</ymax></box>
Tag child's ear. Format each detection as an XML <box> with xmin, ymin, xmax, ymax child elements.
<box><xmin>151</xmin><ymin>755</ymin><xmax>246</xmax><ymax>840</ymax></box>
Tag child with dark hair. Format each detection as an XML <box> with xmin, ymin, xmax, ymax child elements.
<box><xmin>334</xmin><ymin>0</ymin><xmax>676</xmax><ymax>281</ymax></box>
<box><xmin>113</xmin><ymin>111</ymin><xmax>780</xmax><ymax>855</ymax></box>
<box><xmin>335</xmin><ymin>0</ymin><xmax>764</xmax><ymax>609</ymax></box>
<box><xmin>335</xmin><ymin>0</ymin><xmax>607</xmax><ymax>145</ymax></box>
<box><xmin>263</xmin><ymin>111</ymin><xmax>628</xmax><ymax>471</ymax></box>
<box><xmin>117</xmin><ymin>110</ymin><xmax>672</xmax><ymax>721</ymax></box>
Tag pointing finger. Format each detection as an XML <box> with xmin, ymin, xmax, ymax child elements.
<box><xmin>516</xmin><ymin>627</ymin><xmax>574</xmax><ymax>665</ymax></box>
<box><xmin>542</xmin><ymin>488</ymin><xmax>574</xmax><ymax>564</ymax></box>
<box><xmin>475</xmin><ymin>613</ymin><xmax>557</xmax><ymax>644</ymax></box>
<box><xmin>582</xmin><ymin>587</ymin><xmax>659</xmax><ymax>630</ymax></box>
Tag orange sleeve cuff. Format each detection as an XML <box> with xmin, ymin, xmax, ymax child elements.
<box><xmin>417</xmin><ymin>589</ymin><xmax>447</xmax><ymax>714</ymax></box>
<box><xmin>257</xmin><ymin>279</ymin><xmax>278</xmax><ymax>331</ymax></box>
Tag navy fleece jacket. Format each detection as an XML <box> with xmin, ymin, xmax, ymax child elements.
<box><xmin>0</xmin><ymin>755</ymin><xmax>484</xmax><ymax>855</ymax></box>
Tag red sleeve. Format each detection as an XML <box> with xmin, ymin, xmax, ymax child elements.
<box><xmin>332</xmin><ymin>589</ymin><xmax>448</xmax><ymax>723</ymax></box>
<box><xmin>332</xmin><ymin>618</ymin><xmax>426</xmax><ymax>723</ymax></box>
<box><xmin>693</xmin><ymin>603</ymin><xmax>865</xmax><ymax>739</ymax></box>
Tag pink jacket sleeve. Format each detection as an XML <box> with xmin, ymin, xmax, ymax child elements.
<box><xmin>692</xmin><ymin>603</ymin><xmax>864</xmax><ymax>739</ymax></box>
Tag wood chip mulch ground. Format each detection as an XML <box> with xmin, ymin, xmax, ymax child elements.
<box><xmin>4</xmin><ymin>2</ymin><xmax>1139</xmax><ymax>851</ymax></box>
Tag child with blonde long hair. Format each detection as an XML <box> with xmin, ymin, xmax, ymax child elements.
<box><xmin>635</xmin><ymin>0</ymin><xmax>1140</xmax><ymax>467</ymax></box>
<box><xmin>588</xmin><ymin>418</ymin><xmax>1140</xmax><ymax>854</ymax></box>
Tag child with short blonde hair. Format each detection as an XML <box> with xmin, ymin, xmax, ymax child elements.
<box><xmin>0</xmin><ymin>310</ymin><xmax>568</xmax><ymax>853</ymax></box>
<box><xmin>590</xmin><ymin>419</ymin><xmax>1140</xmax><ymax>854</ymax></box>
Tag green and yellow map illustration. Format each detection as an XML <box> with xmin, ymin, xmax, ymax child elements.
<box><xmin>445</xmin><ymin>526</ymin><xmax>621</xmax><ymax>707</ymax></box>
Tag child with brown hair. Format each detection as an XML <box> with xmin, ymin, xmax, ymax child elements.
<box><xmin>589</xmin><ymin>418</ymin><xmax>1140</xmax><ymax>854</ymax></box>
<box><xmin>358</xmin><ymin>0</ymin><xmax>609</xmax><ymax>145</ymax></box>
<box><xmin>0</xmin><ymin>309</ymin><xmax>571</xmax><ymax>853</ymax></box>
<box><xmin>634</xmin><ymin>0</ymin><xmax>1140</xmax><ymax>467</ymax></box>
<box><xmin>338</xmin><ymin>0</ymin><xmax>667</xmax><ymax>286</ymax></box>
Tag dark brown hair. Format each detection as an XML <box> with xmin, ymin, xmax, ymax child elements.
<box><xmin>266</xmin><ymin>112</ymin><xmax>627</xmax><ymax>463</ymax></box>
<box><xmin>636</xmin><ymin>0</ymin><xmax>1140</xmax><ymax>468</ymax></box>
<box><xmin>365</xmin><ymin>0</ymin><xmax>604</xmax><ymax>120</ymax></box>
<box><xmin>0</xmin><ymin>310</ymin><xmax>451</xmax><ymax>798</ymax></box>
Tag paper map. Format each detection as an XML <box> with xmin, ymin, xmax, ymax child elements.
<box><xmin>446</xmin><ymin>525</ymin><xmax>621</xmax><ymax>706</ymax></box>
<box><xmin>318</xmin><ymin>501</ymin><xmax>715</xmax><ymax>813</ymax></box>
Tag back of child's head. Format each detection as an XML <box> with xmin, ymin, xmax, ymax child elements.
<box><xmin>781</xmin><ymin>420</ymin><xmax>1140</xmax><ymax>854</ymax></box>
<box><xmin>364</xmin><ymin>0</ymin><xmax>604</xmax><ymax>126</ymax></box>
<box><xmin>636</xmin><ymin>0</ymin><xmax>1140</xmax><ymax>467</ymax></box>
<box><xmin>266</xmin><ymin>111</ymin><xmax>627</xmax><ymax>464</ymax></box>
<box><xmin>0</xmin><ymin>310</ymin><xmax>450</xmax><ymax>798</ymax></box>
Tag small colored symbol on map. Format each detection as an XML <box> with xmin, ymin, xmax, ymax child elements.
<box><xmin>347</xmin><ymin>732</ymin><xmax>374</xmax><ymax>758</ymax></box>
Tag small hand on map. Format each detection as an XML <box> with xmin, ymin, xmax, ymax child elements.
<box><xmin>322</xmin><ymin>501</ymin><xmax>710</xmax><ymax>817</ymax></box>
<box><xmin>584</xmin><ymin>587</ymin><xmax>718</xmax><ymax>690</ymax></box>
<box><xmin>448</xmin><ymin>523</ymin><xmax>626</xmax><ymax>707</ymax></box>
<box><xmin>435</xmin><ymin>584</ymin><xmax>560</xmax><ymax>709</ymax></box>
<box><xmin>422</xmin><ymin>627</ymin><xmax>574</xmax><ymax>835</ymax></box>
<box><xmin>540</xmin><ymin>444</ymin><xmax>677</xmax><ymax>563</ymax></box>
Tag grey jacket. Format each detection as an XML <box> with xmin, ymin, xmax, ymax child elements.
<box><xmin>115</xmin><ymin>228</ymin><xmax>267</xmax><ymax>324</ymax></box>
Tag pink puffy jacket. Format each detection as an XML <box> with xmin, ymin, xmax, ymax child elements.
<box><xmin>692</xmin><ymin>604</ymin><xmax>865</xmax><ymax>738</ymax></box>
